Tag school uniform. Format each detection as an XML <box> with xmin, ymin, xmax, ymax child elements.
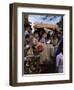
<box><xmin>56</xmin><ymin>52</ymin><xmax>63</xmax><ymax>73</ymax></box>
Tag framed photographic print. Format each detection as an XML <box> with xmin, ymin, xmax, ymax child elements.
<box><xmin>9</xmin><ymin>3</ymin><xmax>72</xmax><ymax>86</ymax></box>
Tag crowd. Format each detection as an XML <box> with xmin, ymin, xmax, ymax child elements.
<box><xmin>24</xmin><ymin>24</ymin><xmax>63</xmax><ymax>74</ymax></box>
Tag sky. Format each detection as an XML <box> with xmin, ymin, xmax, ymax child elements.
<box><xmin>28</xmin><ymin>14</ymin><xmax>63</xmax><ymax>25</ymax></box>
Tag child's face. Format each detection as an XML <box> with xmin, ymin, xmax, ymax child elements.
<box><xmin>34</xmin><ymin>33</ymin><xmax>39</xmax><ymax>39</ymax></box>
<box><xmin>33</xmin><ymin>38</ymin><xmax>38</xmax><ymax>45</ymax></box>
<box><xmin>30</xmin><ymin>35</ymin><xmax>33</xmax><ymax>39</ymax></box>
<box><xmin>25</xmin><ymin>37</ymin><xmax>30</xmax><ymax>43</ymax></box>
<box><xmin>43</xmin><ymin>33</ymin><xmax>47</xmax><ymax>38</ymax></box>
<box><xmin>26</xmin><ymin>27</ymin><xmax>31</xmax><ymax>32</ymax></box>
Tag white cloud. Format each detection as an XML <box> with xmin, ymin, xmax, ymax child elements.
<box><xmin>28</xmin><ymin>15</ymin><xmax>62</xmax><ymax>24</ymax></box>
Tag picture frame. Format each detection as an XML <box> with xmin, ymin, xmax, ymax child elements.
<box><xmin>9</xmin><ymin>3</ymin><xmax>72</xmax><ymax>86</ymax></box>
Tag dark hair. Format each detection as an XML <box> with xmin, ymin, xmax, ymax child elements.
<box><xmin>34</xmin><ymin>30</ymin><xmax>39</xmax><ymax>35</ymax></box>
<box><xmin>59</xmin><ymin>43</ymin><xmax>63</xmax><ymax>53</ymax></box>
<box><xmin>47</xmin><ymin>32</ymin><xmax>50</xmax><ymax>40</ymax></box>
<box><xmin>25</xmin><ymin>34</ymin><xmax>30</xmax><ymax>39</ymax></box>
<box><xmin>36</xmin><ymin>28</ymin><xmax>45</xmax><ymax>39</ymax></box>
<box><xmin>24</xmin><ymin>24</ymin><xmax>32</xmax><ymax>30</ymax></box>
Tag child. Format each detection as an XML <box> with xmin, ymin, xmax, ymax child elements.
<box><xmin>56</xmin><ymin>45</ymin><xmax>63</xmax><ymax>73</ymax></box>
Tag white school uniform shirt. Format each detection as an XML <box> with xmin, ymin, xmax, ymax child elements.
<box><xmin>56</xmin><ymin>52</ymin><xmax>63</xmax><ymax>73</ymax></box>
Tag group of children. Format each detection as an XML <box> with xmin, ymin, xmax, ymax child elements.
<box><xmin>24</xmin><ymin>24</ymin><xmax>63</xmax><ymax>74</ymax></box>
